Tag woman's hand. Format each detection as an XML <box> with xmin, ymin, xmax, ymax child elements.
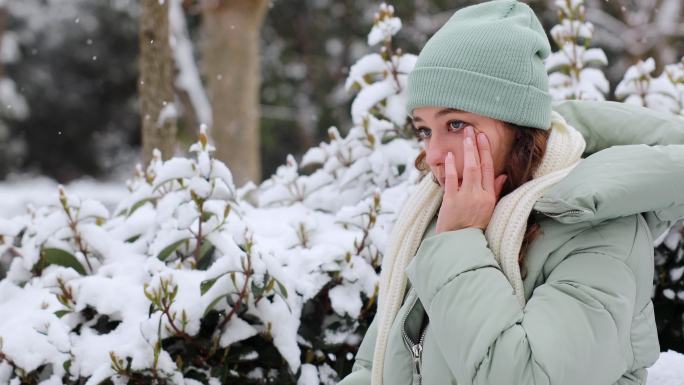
<box><xmin>436</xmin><ymin>126</ymin><xmax>508</xmax><ymax>233</ymax></box>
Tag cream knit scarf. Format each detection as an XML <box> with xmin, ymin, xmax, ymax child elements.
<box><xmin>370</xmin><ymin>111</ymin><xmax>587</xmax><ymax>385</ymax></box>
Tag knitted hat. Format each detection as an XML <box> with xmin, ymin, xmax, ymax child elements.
<box><xmin>406</xmin><ymin>0</ymin><xmax>552</xmax><ymax>130</ymax></box>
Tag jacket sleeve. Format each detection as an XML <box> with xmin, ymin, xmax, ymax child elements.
<box><xmin>551</xmin><ymin>99</ymin><xmax>684</xmax><ymax>154</ymax></box>
<box><xmin>404</xmin><ymin>224</ymin><xmax>640</xmax><ymax>385</ymax></box>
<box><xmin>337</xmin><ymin>313</ymin><xmax>378</xmax><ymax>385</ymax></box>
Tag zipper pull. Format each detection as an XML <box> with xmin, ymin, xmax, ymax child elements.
<box><xmin>411</xmin><ymin>343</ymin><xmax>423</xmax><ymax>377</ymax></box>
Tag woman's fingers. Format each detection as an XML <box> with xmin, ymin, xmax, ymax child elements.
<box><xmin>461</xmin><ymin>128</ymin><xmax>481</xmax><ymax>191</ymax></box>
<box><xmin>444</xmin><ymin>151</ymin><xmax>459</xmax><ymax>194</ymax></box>
<box><xmin>477</xmin><ymin>132</ymin><xmax>495</xmax><ymax>192</ymax></box>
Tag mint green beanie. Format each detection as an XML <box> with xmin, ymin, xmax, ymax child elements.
<box><xmin>406</xmin><ymin>0</ymin><xmax>552</xmax><ymax>130</ymax></box>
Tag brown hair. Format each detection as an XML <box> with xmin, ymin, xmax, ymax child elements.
<box><xmin>413</xmin><ymin>124</ymin><xmax>551</xmax><ymax>280</ymax></box>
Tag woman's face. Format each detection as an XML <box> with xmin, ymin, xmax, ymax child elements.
<box><xmin>411</xmin><ymin>107</ymin><xmax>516</xmax><ymax>188</ymax></box>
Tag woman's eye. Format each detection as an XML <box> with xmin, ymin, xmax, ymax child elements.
<box><xmin>448</xmin><ymin>120</ymin><xmax>467</xmax><ymax>131</ymax></box>
<box><xmin>412</xmin><ymin>127</ymin><xmax>431</xmax><ymax>140</ymax></box>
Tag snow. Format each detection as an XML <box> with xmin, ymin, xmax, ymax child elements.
<box><xmin>329</xmin><ymin>284</ymin><xmax>364</xmax><ymax>318</ymax></box>
<box><xmin>347</xmin><ymin>53</ymin><xmax>416</xmax><ymax>126</ymax></box>
<box><xmin>169</xmin><ymin>0</ymin><xmax>212</xmax><ymax>130</ymax></box>
<box><xmin>344</xmin><ymin>53</ymin><xmax>386</xmax><ymax>91</ymax></box>
<box><xmin>218</xmin><ymin>316</ymin><xmax>258</xmax><ymax>347</ymax></box>
<box><xmin>156</xmin><ymin>102</ymin><xmax>178</xmax><ymax>128</ymax></box>
<box><xmin>301</xmin><ymin>147</ymin><xmax>327</xmax><ymax>168</ymax></box>
<box><xmin>615</xmin><ymin>56</ymin><xmax>684</xmax><ymax>115</ymax></box>
<box><xmin>367</xmin><ymin>3</ymin><xmax>401</xmax><ymax>46</ymax></box>
<box><xmin>647</xmin><ymin>350</ymin><xmax>684</xmax><ymax>385</ymax></box>
<box><xmin>546</xmin><ymin>0</ymin><xmax>609</xmax><ymax>101</ymax></box>
<box><xmin>0</xmin><ymin>175</ymin><xmax>129</xmax><ymax>219</ymax></box>
<box><xmin>670</xmin><ymin>267</ymin><xmax>684</xmax><ymax>282</ymax></box>
<box><xmin>368</xmin><ymin>17</ymin><xmax>401</xmax><ymax>46</ymax></box>
<box><xmin>297</xmin><ymin>364</ymin><xmax>319</xmax><ymax>385</ymax></box>
<box><xmin>153</xmin><ymin>158</ymin><xmax>196</xmax><ymax>188</ymax></box>
<box><xmin>249</xmin><ymin>295</ymin><xmax>302</xmax><ymax>373</ymax></box>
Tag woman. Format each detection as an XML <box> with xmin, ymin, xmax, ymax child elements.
<box><xmin>338</xmin><ymin>1</ymin><xmax>684</xmax><ymax>385</ymax></box>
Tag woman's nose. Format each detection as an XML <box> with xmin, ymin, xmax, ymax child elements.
<box><xmin>425</xmin><ymin>140</ymin><xmax>448</xmax><ymax>167</ymax></box>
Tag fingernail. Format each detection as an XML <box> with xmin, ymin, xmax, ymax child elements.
<box><xmin>446</xmin><ymin>152</ymin><xmax>453</xmax><ymax>161</ymax></box>
<box><xmin>478</xmin><ymin>133</ymin><xmax>487</xmax><ymax>145</ymax></box>
<box><xmin>465</xmin><ymin>137</ymin><xmax>473</xmax><ymax>146</ymax></box>
<box><xmin>466</xmin><ymin>126</ymin><xmax>474</xmax><ymax>136</ymax></box>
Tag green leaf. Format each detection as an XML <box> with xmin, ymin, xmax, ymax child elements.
<box><xmin>124</xmin><ymin>234</ymin><xmax>141</xmax><ymax>243</ymax></box>
<box><xmin>251</xmin><ymin>280</ymin><xmax>264</xmax><ymax>298</ymax></box>
<box><xmin>63</xmin><ymin>359</ymin><xmax>71</xmax><ymax>373</ymax></box>
<box><xmin>203</xmin><ymin>294</ymin><xmax>228</xmax><ymax>317</ymax></box>
<box><xmin>197</xmin><ymin>240</ymin><xmax>215</xmax><ymax>265</ymax></box>
<box><xmin>201</xmin><ymin>211</ymin><xmax>215</xmax><ymax>222</ymax></box>
<box><xmin>200</xmin><ymin>273</ymin><xmax>224</xmax><ymax>295</ymax></box>
<box><xmin>157</xmin><ymin>239</ymin><xmax>189</xmax><ymax>261</ymax></box>
<box><xmin>41</xmin><ymin>248</ymin><xmax>87</xmax><ymax>275</ymax></box>
<box><xmin>54</xmin><ymin>310</ymin><xmax>72</xmax><ymax>318</ymax></box>
<box><xmin>275</xmin><ymin>279</ymin><xmax>288</xmax><ymax>299</ymax></box>
<box><xmin>118</xmin><ymin>198</ymin><xmax>152</xmax><ymax>217</ymax></box>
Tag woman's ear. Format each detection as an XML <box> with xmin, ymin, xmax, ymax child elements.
<box><xmin>495</xmin><ymin>174</ymin><xmax>508</xmax><ymax>200</ymax></box>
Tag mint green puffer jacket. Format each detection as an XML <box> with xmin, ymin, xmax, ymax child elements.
<box><xmin>338</xmin><ymin>100</ymin><xmax>684</xmax><ymax>385</ymax></box>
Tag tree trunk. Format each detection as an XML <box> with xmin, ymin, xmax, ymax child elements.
<box><xmin>0</xmin><ymin>7</ymin><xmax>6</xmax><ymax>80</ymax></box>
<box><xmin>139</xmin><ymin>0</ymin><xmax>177</xmax><ymax>165</ymax></box>
<box><xmin>201</xmin><ymin>0</ymin><xmax>268</xmax><ymax>187</ymax></box>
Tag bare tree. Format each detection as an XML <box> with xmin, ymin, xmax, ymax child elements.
<box><xmin>139</xmin><ymin>0</ymin><xmax>178</xmax><ymax>165</ymax></box>
<box><xmin>201</xmin><ymin>0</ymin><xmax>268</xmax><ymax>187</ymax></box>
<box><xmin>584</xmin><ymin>0</ymin><xmax>684</xmax><ymax>82</ymax></box>
<box><xmin>0</xmin><ymin>7</ymin><xmax>5</xmax><ymax>80</ymax></box>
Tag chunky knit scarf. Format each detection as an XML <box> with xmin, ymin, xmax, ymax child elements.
<box><xmin>370</xmin><ymin>111</ymin><xmax>587</xmax><ymax>385</ymax></box>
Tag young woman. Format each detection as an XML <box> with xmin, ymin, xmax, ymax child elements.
<box><xmin>338</xmin><ymin>1</ymin><xmax>684</xmax><ymax>385</ymax></box>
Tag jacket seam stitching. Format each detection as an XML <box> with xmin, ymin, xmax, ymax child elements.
<box><xmin>354</xmin><ymin>357</ymin><xmax>372</xmax><ymax>368</ymax></box>
<box><xmin>470</xmin><ymin>325</ymin><xmax>553</xmax><ymax>385</ymax></box>
<box><xmin>432</xmin><ymin>265</ymin><xmax>501</xmax><ymax>307</ymax></box>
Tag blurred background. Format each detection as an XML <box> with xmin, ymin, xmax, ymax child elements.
<box><xmin>1</xmin><ymin>0</ymin><xmax>683</xmax><ymax>189</ymax></box>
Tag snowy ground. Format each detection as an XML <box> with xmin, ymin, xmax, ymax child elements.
<box><xmin>1</xmin><ymin>175</ymin><xmax>683</xmax><ymax>384</ymax></box>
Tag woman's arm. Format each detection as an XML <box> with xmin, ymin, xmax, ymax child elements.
<box><xmin>337</xmin><ymin>313</ymin><xmax>378</xmax><ymax>385</ymax></box>
<box><xmin>404</xmin><ymin>215</ymin><xmax>649</xmax><ymax>385</ymax></box>
<box><xmin>551</xmin><ymin>99</ymin><xmax>684</xmax><ymax>154</ymax></box>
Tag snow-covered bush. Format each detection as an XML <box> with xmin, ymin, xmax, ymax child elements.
<box><xmin>546</xmin><ymin>0</ymin><xmax>609</xmax><ymax>101</ymax></box>
<box><xmin>653</xmin><ymin>222</ymin><xmax>684</xmax><ymax>350</ymax></box>
<box><xmin>616</xmin><ymin>56</ymin><xmax>684</xmax><ymax>116</ymax></box>
<box><xmin>0</xmin><ymin>3</ymin><xmax>424</xmax><ymax>384</ymax></box>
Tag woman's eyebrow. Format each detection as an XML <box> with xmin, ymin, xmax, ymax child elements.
<box><xmin>412</xmin><ymin>108</ymin><xmax>464</xmax><ymax>122</ymax></box>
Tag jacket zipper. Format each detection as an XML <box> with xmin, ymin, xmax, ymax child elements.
<box><xmin>411</xmin><ymin>325</ymin><xmax>428</xmax><ymax>384</ymax></box>
<box><xmin>534</xmin><ymin>198</ymin><xmax>591</xmax><ymax>219</ymax></box>
<box><xmin>401</xmin><ymin>292</ymin><xmax>429</xmax><ymax>385</ymax></box>
<box><xmin>541</xmin><ymin>208</ymin><xmax>586</xmax><ymax>218</ymax></box>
